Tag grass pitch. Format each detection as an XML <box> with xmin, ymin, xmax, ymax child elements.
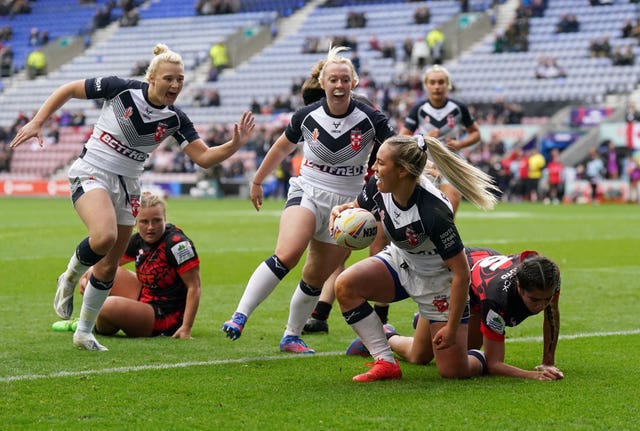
<box><xmin>1</xmin><ymin>197</ymin><xmax>639</xmax><ymax>430</ymax></box>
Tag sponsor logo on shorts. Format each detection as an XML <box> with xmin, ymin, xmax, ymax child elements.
<box><xmin>432</xmin><ymin>296</ymin><xmax>449</xmax><ymax>313</ymax></box>
<box><xmin>130</xmin><ymin>195</ymin><xmax>140</xmax><ymax>218</ymax></box>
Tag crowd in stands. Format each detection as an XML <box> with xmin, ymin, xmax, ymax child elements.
<box><xmin>195</xmin><ymin>0</ymin><xmax>241</xmax><ymax>15</ymax></box>
<box><xmin>534</xmin><ymin>56</ymin><xmax>567</xmax><ymax>79</ymax></box>
<box><xmin>0</xmin><ymin>0</ymin><xmax>31</xmax><ymax>17</ymax></box>
<box><xmin>554</xmin><ymin>13</ymin><xmax>579</xmax><ymax>33</ymax></box>
<box><xmin>1</xmin><ymin>0</ymin><xmax>640</xmax><ymax>205</ymax></box>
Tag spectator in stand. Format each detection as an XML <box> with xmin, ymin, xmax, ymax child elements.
<box><xmin>250</xmin><ymin>98</ymin><xmax>262</xmax><ymax>114</ymax></box>
<box><xmin>612</xmin><ymin>45</ymin><xmax>635</xmax><ymax>66</ymax></box>
<box><xmin>545</xmin><ymin>148</ymin><xmax>564</xmax><ymax>204</ymax></box>
<box><xmin>402</xmin><ymin>37</ymin><xmax>413</xmax><ymax>64</ymax></box>
<box><xmin>604</xmin><ymin>140</ymin><xmax>620</xmax><ymax>179</ymax></box>
<box><xmin>26</xmin><ymin>48</ymin><xmax>47</xmax><ymax>80</ymax></box>
<box><xmin>7</xmin><ymin>0</ymin><xmax>31</xmax><ymax>17</ymax></box>
<box><xmin>0</xmin><ymin>26</ymin><xmax>13</xmax><ymax>41</ymax></box>
<box><xmin>426</xmin><ymin>28</ymin><xmax>445</xmax><ymax>64</ymax></box>
<box><xmin>585</xmin><ymin>147</ymin><xmax>605</xmax><ymax>203</ymax></box>
<box><xmin>514</xmin><ymin>149</ymin><xmax>529</xmax><ymax>201</ymax></box>
<box><xmin>119</xmin><ymin>8</ymin><xmax>140</xmax><ymax>27</ymax></box>
<box><xmin>368</xmin><ymin>34</ymin><xmax>381</xmax><ymax>52</ymax></box>
<box><xmin>0</xmin><ymin>44</ymin><xmax>14</xmax><ymax>77</ymax></box>
<box><xmin>130</xmin><ymin>60</ymin><xmax>149</xmax><ymax>77</ymax></box>
<box><xmin>530</xmin><ymin>0</ymin><xmax>546</xmax><ymax>17</ymax></box>
<box><xmin>621</xmin><ymin>19</ymin><xmax>635</xmax><ymax>38</ymax></box>
<box><xmin>589</xmin><ymin>35</ymin><xmax>611</xmax><ymax>58</ymax></box>
<box><xmin>92</xmin><ymin>3</ymin><xmax>115</xmax><ymax>30</ymax></box>
<box><xmin>414</xmin><ymin>6</ymin><xmax>430</xmax><ymax>24</ymax></box>
<box><xmin>411</xmin><ymin>36</ymin><xmax>430</xmax><ymax>69</ymax></box>
<box><xmin>193</xmin><ymin>88</ymin><xmax>221</xmax><ymax>107</ymax></box>
<box><xmin>209</xmin><ymin>41</ymin><xmax>229</xmax><ymax>74</ymax></box>
<box><xmin>28</xmin><ymin>27</ymin><xmax>40</xmax><ymax>46</ymax></box>
<box><xmin>625</xmin><ymin>152</ymin><xmax>640</xmax><ymax>203</ymax></box>
<box><xmin>493</xmin><ymin>31</ymin><xmax>506</xmax><ymax>53</ymax></box>
<box><xmin>534</xmin><ymin>56</ymin><xmax>567</xmax><ymax>79</ymax></box>
<box><xmin>0</xmin><ymin>140</ymin><xmax>12</xmax><ymax>172</ymax></box>
<box><xmin>346</xmin><ymin>11</ymin><xmax>366</xmax><ymax>29</ymax></box>
<box><xmin>554</xmin><ymin>13</ymin><xmax>579</xmax><ymax>33</ymax></box>
<box><xmin>527</xmin><ymin>147</ymin><xmax>546</xmax><ymax>202</ymax></box>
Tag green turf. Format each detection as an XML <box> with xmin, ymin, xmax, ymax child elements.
<box><xmin>1</xmin><ymin>197</ymin><xmax>639</xmax><ymax>430</ymax></box>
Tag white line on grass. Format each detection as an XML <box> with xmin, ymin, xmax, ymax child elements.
<box><xmin>2</xmin><ymin>329</ymin><xmax>639</xmax><ymax>383</ymax></box>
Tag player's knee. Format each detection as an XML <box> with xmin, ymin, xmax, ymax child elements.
<box><xmin>89</xmin><ymin>231</ymin><xmax>118</xmax><ymax>254</ymax></box>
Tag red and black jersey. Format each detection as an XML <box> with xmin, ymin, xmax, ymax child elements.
<box><xmin>465</xmin><ymin>246</ymin><xmax>543</xmax><ymax>342</ymax></box>
<box><xmin>122</xmin><ymin>224</ymin><xmax>199</xmax><ymax>316</ymax></box>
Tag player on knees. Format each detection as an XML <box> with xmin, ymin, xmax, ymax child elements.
<box><xmin>71</xmin><ymin>192</ymin><xmax>201</xmax><ymax>339</ymax></box>
<box><xmin>333</xmin><ymin>134</ymin><xmax>499</xmax><ymax>381</ymax></box>
<box><xmin>359</xmin><ymin>246</ymin><xmax>564</xmax><ymax>381</ymax></box>
<box><xmin>221</xmin><ymin>46</ymin><xmax>396</xmax><ymax>355</ymax></box>
<box><xmin>10</xmin><ymin>43</ymin><xmax>254</xmax><ymax>350</ymax></box>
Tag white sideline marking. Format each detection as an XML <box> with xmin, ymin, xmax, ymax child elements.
<box><xmin>2</xmin><ymin>329</ymin><xmax>639</xmax><ymax>383</ymax></box>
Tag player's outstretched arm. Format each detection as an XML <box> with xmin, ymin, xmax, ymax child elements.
<box><xmin>10</xmin><ymin>80</ymin><xmax>87</xmax><ymax>149</ymax></box>
<box><xmin>484</xmin><ymin>337</ymin><xmax>564</xmax><ymax>381</ymax></box>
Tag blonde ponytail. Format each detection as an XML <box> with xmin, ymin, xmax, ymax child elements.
<box><xmin>424</xmin><ymin>136</ymin><xmax>499</xmax><ymax>210</ymax></box>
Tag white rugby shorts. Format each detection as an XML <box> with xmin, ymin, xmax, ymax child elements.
<box><xmin>287</xmin><ymin>176</ymin><xmax>358</xmax><ymax>244</ymax></box>
<box><xmin>376</xmin><ymin>245</ymin><xmax>469</xmax><ymax>322</ymax></box>
<box><xmin>68</xmin><ymin>158</ymin><xmax>140</xmax><ymax>226</ymax></box>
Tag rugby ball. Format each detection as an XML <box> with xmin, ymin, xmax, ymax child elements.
<box><xmin>331</xmin><ymin>208</ymin><xmax>377</xmax><ymax>250</ymax></box>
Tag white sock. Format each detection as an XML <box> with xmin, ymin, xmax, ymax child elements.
<box><xmin>284</xmin><ymin>284</ymin><xmax>319</xmax><ymax>337</ymax></box>
<box><xmin>62</xmin><ymin>252</ymin><xmax>91</xmax><ymax>288</ymax></box>
<box><xmin>236</xmin><ymin>262</ymin><xmax>281</xmax><ymax>317</ymax></box>
<box><xmin>351</xmin><ymin>312</ymin><xmax>395</xmax><ymax>363</ymax></box>
<box><xmin>76</xmin><ymin>281</ymin><xmax>110</xmax><ymax>334</ymax></box>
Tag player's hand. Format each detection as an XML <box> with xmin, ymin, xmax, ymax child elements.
<box><xmin>171</xmin><ymin>326</ymin><xmax>193</xmax><ymax>339</ymax></box>
<box><xmin>534</xmin><ymin>365</ymin><xmax>564</xmax><ymax>380</ymax></box>
<box><xmin>10</xmin><ymin>121</ymin><xmax>44</xmax><ymax>149</ymax></box>
<box><xmin>232</xmin><ymin>111</ymin><xmax>255</xmax><ymax>148</ymax></box>
<box><xmin>427</xmin><ymin>129</ymin><xmax>440</xmax><ymax>138</ymax></box>
<box><xmin>432</xmin><ymin>325</ymin><xmax>456</xmax><ymax>350</ymax></box>
<box><xmin>328</xmin><ymin>203</ymin><xmax>355</xmax><ymax>234</ymax></box>
<box><xmin>250</xmin><ymin>182</ymin><xmax>263</xmax><ymax>211</ymax></box>
<box><xmin>445</xmin><ymin>138</ymin><xmax>459</xmax><ymax>151</ymax></box>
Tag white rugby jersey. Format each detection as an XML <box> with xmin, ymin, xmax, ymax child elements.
<box><xmin>284</xmin><ymin>98</ymin><xmax>394</xmax><ymax>196</ymax></box>
<box><xmin>81</xmin><ymin>76</ymin><xmax>199</xmax><ymax>177</ymax></box>
<box><xmin>403</xmin><ymin>97</ymin><xmax>475</xmax><ymax>142</ymax></box>
<box><xmin>358</xmin><ymin>175</ymin><xmax>464</xmax><ymax>275</ymax></box>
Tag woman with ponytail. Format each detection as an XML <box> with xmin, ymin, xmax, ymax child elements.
<box><xmin>331</xmin><ymin>134</ymin><xmax>497</xmax><ymax>382</ymax></box>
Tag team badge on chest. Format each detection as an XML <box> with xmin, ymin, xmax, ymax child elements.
<box><xmin>154</xmin><ymin>122</ymin><xmax>168</xmax><ymax>142</ymax></box>
<box><xmin>350</xmin><ymin>129</ymin><xmax>362</xmax><ymax>150</ymax></box>
<box><xmin>405</xmin><ymin>226</ymin><xmax>419</xmax><ymax>246</ymax></box>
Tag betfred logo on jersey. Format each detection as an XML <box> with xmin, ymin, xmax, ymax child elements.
<box><xmin>350</xmin><ymin>129</ymin><xmax>362</xmax><ymax>150</ymax></box>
